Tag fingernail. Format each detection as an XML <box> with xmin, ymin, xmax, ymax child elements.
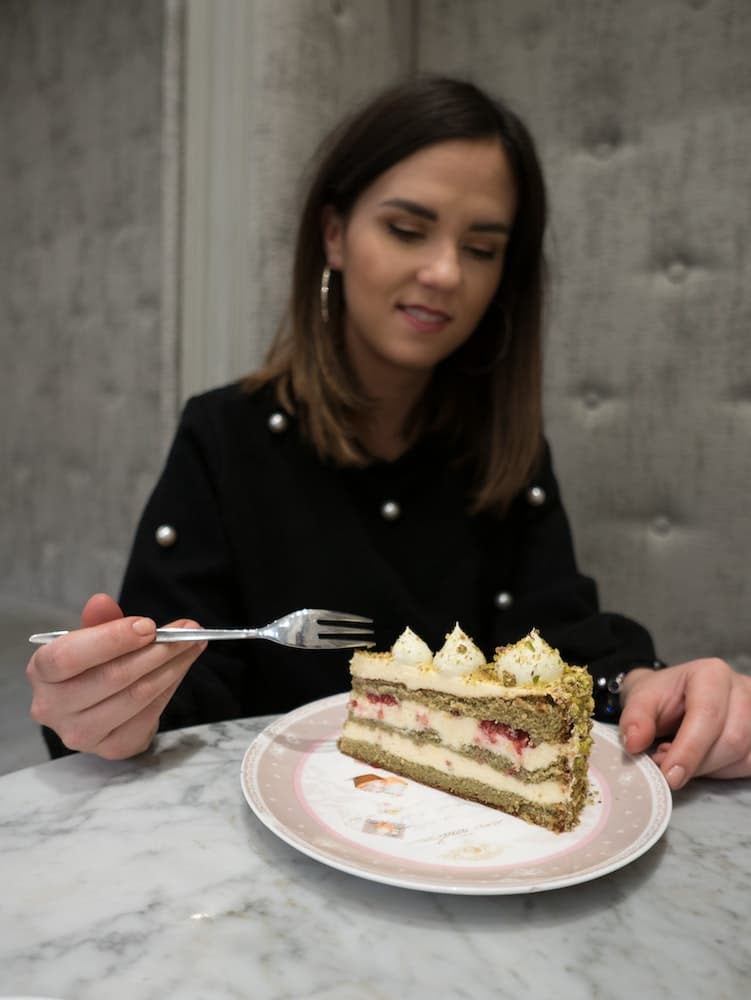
<box><xmin>624</xmin><ymin>724</ymin><xmax>639</xmax><ymax>748</ymax></box>
<box><xmin>666</xmin><ymin>764</ymin><xmax>686</xmax><ymax>790</ymax></box>
<box><xmin>132</xmin><ymin>617</ymin><xmax>156</xmax><ymax>636</ymax></box>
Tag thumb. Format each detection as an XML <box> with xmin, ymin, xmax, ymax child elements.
<box><xmin>80</xmin><ymin>593</ymin><xmax>124</xmax><ymax>629</ymax></box>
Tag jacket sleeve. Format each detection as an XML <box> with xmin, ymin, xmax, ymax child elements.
<box><xmin>495</xmin><ymin>442</ymin><xmax>660</xmax><ymax>721</ymax></box>
<box><xmin>118</xmin><ymin>394</ymin><xmax>250</xmax><ymax>731</ymax></box>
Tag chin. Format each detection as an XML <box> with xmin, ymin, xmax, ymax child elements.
<box><xmin>388</xmin><ymin>342</ymin><xmax>460</xmax><ymax>370</ymax></box>
<box><xmin>388</xmin><ymin>355</ymin><xmax>443</xmax><ymax>375</ymax></box>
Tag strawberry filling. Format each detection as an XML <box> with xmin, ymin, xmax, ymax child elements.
<box><xmin>477</xmin><ymin>719</ymin><xmax>530</xmax><ymax>754</ymax></box>
<box><xmin>366</xmin><ymin>693</ymin><xmax>399</xmax><ymax>706</ymax></box>
<box><xmin>362</xmin><ymin>691</ymin><xmax>399</xmax><ymax>721</ymax></box>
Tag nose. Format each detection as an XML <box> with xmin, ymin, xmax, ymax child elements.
<box><xmin>417</xmin><ymin>240</ymin><xmax>461</xmax><ymax>290</ymax></box>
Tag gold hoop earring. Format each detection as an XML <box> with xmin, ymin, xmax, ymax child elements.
<box><xmin>320</xmin><ymin>265</ymin><xmax>331</xmax><ymax>324</ymax></box>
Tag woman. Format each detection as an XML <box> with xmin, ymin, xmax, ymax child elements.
<box><xmin>27</xmin><ymin>76</ymin><xmax>750</xmax><ymax>786</ymax></box>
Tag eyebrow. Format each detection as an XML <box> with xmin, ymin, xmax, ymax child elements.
<box><xmin>379</xmin><ymin>197</ymin><xmax>511</xmax><ymax>235</ymax></box>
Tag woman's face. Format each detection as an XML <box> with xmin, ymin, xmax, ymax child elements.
<box><xmin>323</xmin><ymin>138</ymin><xmax>517</xmax><ymax>388</ymax></box>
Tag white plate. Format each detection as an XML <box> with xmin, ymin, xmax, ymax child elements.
<box><xmin>241</xmin><ymin>693</ymin><xmax>671</xmax><ymax>894</ymax></box>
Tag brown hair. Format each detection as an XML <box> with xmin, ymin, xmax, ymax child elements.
<box><xmin>245</xmin><ymin>75</ymin><xmax>547</xmax><ymax>514</ymax></box>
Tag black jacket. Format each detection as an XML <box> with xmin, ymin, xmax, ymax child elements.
<box><xmin>45</xmin><ymin>381</ymin><xmax>658</xmax><ymax>757</ymax></box>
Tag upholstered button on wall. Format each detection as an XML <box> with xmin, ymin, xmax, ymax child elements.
<box><xmin>156</xmin><ymin>524</ymin><xmax>177</xmax><ymax>547</ymax></box>
<box><xmin>526</xmin><ymin>485</ymin><xmax>546</xmax><ymax>506</ymax></box>
<box><xmin>593</xmin><ymin>139</ymin><xmax>616</xmax><ymax>160</ymax></box>
<box><xmin>583</xmin><ymin>389</ymin><xmax>601</xmax><ymax>410</ymax></box>
<box><xmin>520</xmin><ymin>13</ymin><xmax>544</xmax><ymax>50</ymax></box>
<box><xmin>267</xmin><ymin>412</ymin><xmax>288</xmax><ymax>433</ymax></box>
<box><xmin>380</xmin><ymin>500</ymin><xmax>400</xmax><ymax>521</ymax></box>
<box><xmin>494</xmin><ymin>591</ymin><xmax>513</xmax><ymax>610</ymax></box>
<box><xmin>666</xmin><ymin>260</ymin><xmax>688</xmax><ymax>284</ymax></box>
<box><xmin>652</xmin><ymin>515</ymin><xmax>672</xmax><ymax>536</ymax></box>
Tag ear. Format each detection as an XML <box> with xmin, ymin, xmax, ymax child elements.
<box><xmin>321</xmin><ymin>205</ymin><xmax>345</xmax><ymax>270</ymax></box>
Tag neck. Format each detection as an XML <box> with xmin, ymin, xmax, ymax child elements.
<box><xmin>359</xmin><ymin>368</ymin><xmax>432</xmax><ymax>462</ymax></box>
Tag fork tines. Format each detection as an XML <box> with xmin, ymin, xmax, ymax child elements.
<box><xmin>314</xmin><ymin>610</ymin><xmax>374</xmax><ymax>646</ymax></box>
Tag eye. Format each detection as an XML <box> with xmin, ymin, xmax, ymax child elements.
<box><xmin>388</xmin><ymin>223</ymin><xmax>423</xmax><ymax>243</ymax></box>
<box><xmin>464</xmin><ymin>245</ymin><xmax>499</xmax><ymax>261</ymax></box>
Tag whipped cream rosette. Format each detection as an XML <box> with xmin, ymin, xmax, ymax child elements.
<box><xmin>433</xmin><ymin>623</ymin><xmax>486</xmax><ymax>676</ymax></box>
<box><xmin>493</xmin><ymin>628</ymin><xmax>565</xmax><ymax>685</ymax></box>
<box><xmin>391</xmin><ymin>627</ymin><xmax>433</xmax><ymax>667</ymax></box>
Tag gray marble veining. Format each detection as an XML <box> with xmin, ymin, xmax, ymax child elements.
<box><xmin>0</xmin><ymin>717</ymin><xmax>748</xmax><ymax>1000</ymax></box>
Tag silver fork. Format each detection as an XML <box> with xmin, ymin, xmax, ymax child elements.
<box><xmin>29</xmin><ymin>609</ymin><xmax>375</xmax><ymax>650</ymax></box>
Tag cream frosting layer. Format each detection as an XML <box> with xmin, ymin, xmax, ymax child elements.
<box><xmin>350</xmin><ymin>651</ymin><xmax>550</xmax><ymax>699</ymax></box>
<box><xmin>348</xmin><ymin>695</ymin><xmax>569</xmax><ymax>770</ymax></box>
<box><xmin>340</xmin><ymin>721</ymin><xmax>573</xmax><ymax>804</ymax></box>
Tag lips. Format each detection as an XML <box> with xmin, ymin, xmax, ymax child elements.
<box><xmin>398</xmin><ymin>304</ymin><xmax>451</xmax><ymax>331</ymax></box>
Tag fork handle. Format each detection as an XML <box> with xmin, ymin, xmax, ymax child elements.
<box><xmin>28</xmin><ymin>628</ymin><xmax>261</xmax><ymax>645</ymax></box>
<box><xmin>155</xmin><ymin>628</ymin><xmax>260</xmax><ymax>642</ymax></box>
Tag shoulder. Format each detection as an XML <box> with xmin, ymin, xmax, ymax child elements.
<box><xmin>182</xmin><ymin>379</ymin><xmax>276</xmax><ymax>422</ymax></box>
<box><xmin>178</xmin><ymin>380</ymin><xmax>286</xmax><ymax>445</ymax></box>
<box><xmin>167</xmin><ymin>378</ymin><xmax>313</xmax><ymax>496</ymax></box>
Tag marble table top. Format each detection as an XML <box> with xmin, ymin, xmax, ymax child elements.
<box><xmin>1</xmin><ymin>715</ymin><xmax>748</xmax><ymax>1000</ymax></box>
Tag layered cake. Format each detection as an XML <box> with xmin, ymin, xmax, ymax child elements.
<box><xmin>337</xmin><ymin>625</ymin><xmax>594</xmax><ymax>832</ymax></box>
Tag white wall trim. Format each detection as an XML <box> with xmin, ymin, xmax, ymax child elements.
<box><xmin>180</xmin><ymin>0</ymin><xmax>261</xmax><ymax>402</ymax></box>
<box><xmin>161</xmin><ymin>0</ymin><xmax>185</xmax><ymax>436</ymax></box>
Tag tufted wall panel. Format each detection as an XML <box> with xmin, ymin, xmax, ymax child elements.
<box><xmin>417</xmin><ymin>0</ymin><xmax>751</xmax><ymax>670</ymax></box>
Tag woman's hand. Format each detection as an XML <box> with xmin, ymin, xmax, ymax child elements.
<box><xmin>26</xmin><ymin>593</ymin><xmax>207</xmax><ymax>760</ymax></box>
<box><xmin>619</xmin><ymin>658</ymin><xmax>751</xmax><ymax>788</ymax></box>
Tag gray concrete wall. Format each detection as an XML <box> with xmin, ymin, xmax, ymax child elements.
<box><xmin>0</xmin><ymin>0</ymin><xmax>176</xmax><ymax>610</ymax></box>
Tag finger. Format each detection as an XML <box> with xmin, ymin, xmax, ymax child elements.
<box><xmin>32</xmin><ymin>623</ymin><xmax>197</xmax><ymax>717</ymax></box>
<box><xmin>684</xmin><ymin>680</ymin><xmax>751</xmax><ymax>778</ymax></box>
<box><xmin>657</xmin><ymin>660</ymin><xmax>732</xmax><ymax>789</ymax></box>
<box><xmin>29</xmin><ymin>615</ymin><xmax>157</xmax><ymax>684</ymax></box>
<box><xmin>618</xmin><ymin>669</ymin><xmax>668</xmax><ymax>754</ymax></box>
<box><xmin>52</xmin><ymin>638</ymin><xmax>205</xmax><ymax>753</ymax></box>
<box><xmin>704</xmin><ymin>757</ymin><xmax>751</xmax><ymax>780</ymax></box>
<box><xmin>81</xmin><ymin>593</ymin><xmax>124</xmax><ymax>629</ymax></box>
<box><xmin>92</xmin><ymin>673</ymin><xmax>187</xmax><ymax>760</ymax></box>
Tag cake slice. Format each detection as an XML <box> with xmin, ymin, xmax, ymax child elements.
<box><xmin>337</xmin><ymin>625</ymin><xmax>594</xmax><ymax>833</ymax></box>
